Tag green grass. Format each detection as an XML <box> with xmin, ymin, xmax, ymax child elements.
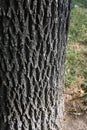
<box><xmin>65</xmin><ymin>0</ymin><xmax>87</xmax><ymax>88</ymax></box>
<box><xmin>72</xmin><ymin>0</ymin><xmax>87</xmax><ymax>8</ymax></box>
<box><xmin>69</xmin><ymin>7</ymin><xmax>87</xmax><ymax>42</ymax></box>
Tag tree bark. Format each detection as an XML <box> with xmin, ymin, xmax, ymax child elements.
<box><xmin>0</xmin><ymin>0</ymin><xmax>71</xmax><ymax>130</ymax></box>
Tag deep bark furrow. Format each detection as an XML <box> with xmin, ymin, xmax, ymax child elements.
<box><xmin>0</xmin><ymin>0</ymin><xmax>71</xmax><ymax>130</ymax></box>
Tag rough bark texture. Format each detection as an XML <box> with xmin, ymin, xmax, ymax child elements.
<box><xmin>0</xmin><ymin>0</ymin><xmax>71</xmax><ymax>130</ymax></box>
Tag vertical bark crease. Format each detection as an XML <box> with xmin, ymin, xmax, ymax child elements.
<box><xmin>0</xmin><ymin>0</ymin><xmax>71</xmax><ymax>130</ymax></box>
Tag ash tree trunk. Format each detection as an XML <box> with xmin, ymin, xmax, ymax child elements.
<box><xmin>0</xmin><ymin>0</ymin><xmax>71</xmax><ymax>130</ymax></box>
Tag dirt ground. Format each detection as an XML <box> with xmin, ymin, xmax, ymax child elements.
<box><xmin>62</xmin><ymin>76</ymin><xmax>87</xmax><ymax>130</ymax></box>
<box><xmin>63</xmin><ymin>112</ymin><xmax>87</xmax><ymax>130</ymax></box>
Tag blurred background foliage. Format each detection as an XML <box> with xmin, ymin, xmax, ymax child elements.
<box><xmin>65</xmin><ymin>0</ymin><xmax>87</xmax><ymax>91</ymax></box>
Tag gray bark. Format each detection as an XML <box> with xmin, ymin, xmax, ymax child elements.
<box><xmin>0</xmin><ymin>0</ymin><xmax>71</xmax><ymax>130</ymax></box>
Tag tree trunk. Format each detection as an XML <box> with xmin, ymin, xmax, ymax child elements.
<box><xmin>0</xmin><ymin>0</ymin><xmax>71</xmax><ymax>130</ymax></box>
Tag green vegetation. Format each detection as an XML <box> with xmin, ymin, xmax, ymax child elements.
<box><xmin>65</xmin><ymin>0</ymin><xmax>87</xmax><ymax>89</ymax></box>
<box><xmin>72</xmin><ymin>0</ymin><xmax>87</xmax><ymax>8</ymax></box>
